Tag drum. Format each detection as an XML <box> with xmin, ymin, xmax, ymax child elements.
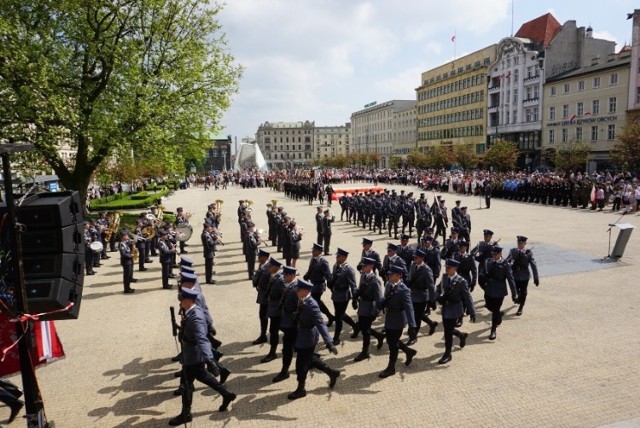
<box><xmin>175</xmin><ymin>224</ymin><xmax>193</xmax><ymax>242</ymax></box>
<box><xmin>90</xmin><ymin>241</ymin><xmax>104</xmax><ymax>253</ymax></box>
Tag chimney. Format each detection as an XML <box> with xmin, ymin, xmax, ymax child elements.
<box><xmin>586</xmin><ymin>26</ymin><xmax>593</xmax><ymax>38</ymax></box>
<box><xmin>591</xmin><ymin>55</ymin><xmax>600</xmax><ymax>66</ymax></box>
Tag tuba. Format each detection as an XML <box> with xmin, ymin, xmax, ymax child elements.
<box><xmin>271</xmin><ymin>199</ymin><xmax>278</xmax><ymax>207</ymax></box>
<box><xmin>104</xmin><ymin>212</ymin><xmax>121</xmax><ymax>242</ymax></box>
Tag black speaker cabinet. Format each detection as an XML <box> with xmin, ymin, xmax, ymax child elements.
<box><xmin>24</xmin><ymin>277</ymin><xmax>82</xmax><ymax>320</ymax></box>
<box><xmin>15</xmin><ymin>191</ymin><xmax>82</xmax><ymax>229</ymax></box>
<box><xmin>21</xmin><ymin>224</ymin><xmax>83</xmax><ymax>255</ymax></box>
<box><xmin>23</xmin><ymin>253</ymin><xmax>84</xmax><ymax>284</ymax></box>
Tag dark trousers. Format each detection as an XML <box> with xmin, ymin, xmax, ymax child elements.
<box><xmin>316</xmin><ymin>232</ymin><xmax>323</xmax><ymax>246</ymax></box>
<box><xmin>180</xmin><ymin>362</ymin><xmax>222</xmax><ymax>411</ymax></box>
<box><xmin>161</xmin><ymin>262</ymin><xmax>172</xmax><ymax>288</ymax></box>
<box><xmin>385</xmin><ymin>328</ymin><xmax>411</xmax><ymax>369</ymax></box>
<box><xmin>332</xmin><ymin>301</ymin><xmax>356</xmax><ymax>340</ymax></box>
<box><xmin>340</xmin><ymin>207</ymin><xmax>347</xmax><ymax>221</ymax></box>
<box><xmin>295</xmin><ymin>346</ymin><xmax>315</xmax><ymax>382</ymax></box>
<box><xmin>312</xmin><ymin>292</ymin><xmax>334</xmax><ymax>322</ymax></box>
<box><xmin>442</xmin><ymin>317</ymin><xmax>460</xmax><ymax>354</ymax></box>
<box><xmin>485</xmin><ymin>196</ymin><xmax>491</xmax><ymax>208</ymax></box>
<box><xmin>268</xmin><ymin>316</ymin><xmax>281</xmax><ymax>352</ymax></box>
<box><xmin>485</xmin><ymin>295</ymin><xmax>505</xmax><ymax>327</ymax></box>
<box><xmin>122</xmin><ymin>263</ymin><xmax>133</xmax><ymax>291</ymax></box>
<box><xmin>323</xmin><ymin>234</ymin><xmax>331</xmax><ymax>254</ymax></box>
<box><xmin>412</xmin><ymin>301</ymin><xmax>427</xmax><ymax>331</ymax></box>
<box><xmin>246</xmin><ymin>253</ymin><xmax>256</xmax><ymax>279</ymax></box>
<box><xmin>137</xmin><ymin>245</ymin><xmax>146</xmax><ymax>270</ymax></box>
<box><xmin>358</xmin><ymin>315</ymin><xmax>383</xmax><ymax>351</ymax></box>
<box><xmin>205</xmin><ymin>257</ymin><xmax>214</xmax><ymax>282</ymax></box>
<box><xmin>515</xmin><ymin>280</ymin><xmax>529</xmax><ymax>307</ymax></box>
<box><xmin>85</xmin><ymin>250</ymin><xmax>94</xmax><ymax>274</ymax></box>
<box><xmin>281</xmin><ymin>327</ymin><xmax>297</xmax><ymax>371</ymax></box>
<box><xmin>258</xmin><ymin>304</ymin><xmax>268</xmax><ymax>336</ymax></box>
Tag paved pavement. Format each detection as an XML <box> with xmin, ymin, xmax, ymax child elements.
<box><xmin>5</xmin><ymin>183</ymin><xmax>640</xmax><ymax>427</ymax></box>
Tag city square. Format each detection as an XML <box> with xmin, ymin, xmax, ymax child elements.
<box><xmin>5</xmin><ymin>183</ymin><xmax>640</xmax><ymax>427</ymax></box>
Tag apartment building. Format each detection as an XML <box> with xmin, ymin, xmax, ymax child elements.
<box><xmin>255</xmin><ymin>121</ymin><xmax>314</xmax><ymax>170</ymax></box>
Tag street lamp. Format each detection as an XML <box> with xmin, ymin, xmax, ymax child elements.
<box><xmin>222</xmin><ymin>149</ymin><xmax>227</xmax><ymax>171</ymax></box>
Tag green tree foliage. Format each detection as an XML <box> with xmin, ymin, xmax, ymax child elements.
<box><xmin>426</xmin><ymin>144</ymin><xmax>453</xmax><ymax>169</ymax></box>
<box><xmin>452</xmin><ymin>144</ymin><xmax>477</xmax><ymax>170</ymax></box>
<box><xmin>611</xmin><ymin>121</ymin><xmax>640</xmax><ymax>173</ymax></box>
<box><xmin>542</xmin><ymin>147</ymin><xmax>557</xmax><ymax>168</ymax></box>
<box><xmin>406</xmin><ymin>150</ymin><xmax>428</xmax><ymax>168</ymax></box>
<box><xmin>482</xmin><ymin>139</ymin><xmax>518</xmax><ymax>172</ymax></box>
<box><xmin>554</xmin><ymin>141</ymin><xmax>589</xmax><ymax>172</ymax></box>
<box><xmin>0</xmin><ymin>0</ymin><xmax>242</xmax><ymax>205</ymax></box>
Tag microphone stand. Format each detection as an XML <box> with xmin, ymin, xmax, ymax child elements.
<box><xmin>605</xmin><ymin>211</ymin><xmax>627</xmax><ymax>260</ymax></box>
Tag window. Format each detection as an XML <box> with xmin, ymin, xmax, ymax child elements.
<box><xmin>637</xmin><ymin>87</ymin><xmax>640</xmax><ymax>104</ymax></box>
<box><xmin>513</xmin><ymin>89</ymin><xmax>518</xmax><ymax>103</ymax></box>
<box><xmin>513</xmin><ymin>109</ymin><xmax>517</xmax><ymax>123</ymax></box>
<box><xmin>533</xmin><ymin>106</ymin><xmax>539</xmax><ymax>122</ymax></box>
<box><xmin>534</xmin><ymin>85</ymin><xmax>539</xmax><ymax>99</ymax></box>
<box><xmin>610</xmin><ymin>73</ymin><xmax>618</xmax><ymax>85</ymax></box>
<box><xmin>608</xmin><ymin>124</ymin><xmax>616</xmax><ymax>140</ymax></box>
<box><xmin>577</xmin><ymin>102</ymin><xmax>584</xmax><ymax>117</ymax></box>
<box><xmin>549</xmin><ymin>129</ymin><xmax>555</xmax><ymax>144</ymax></box>
<box><xmin>526</xmin><ymin>86</ymin><xmax>533</xmax><ymax>100</ymax></box>
<box><xmin>593</xmin><ymin>77</ymin><xmax>600</xmax><ymax>88</ymax></box>
<box><xmin>526</xmin><ymin>108</ymin><xmax>533</xmax><ymax>122</ymax></box>
<box><xmin>549</xmin><ymin>106</ymin><xmax>556</xmax><ymax>120</ymax></box>
<box><xmin>564</xmin><ymin>83</ymin><xmax>570</xmax><ymax>93</ymax></box>
<box><xmin>562</xmin><ymin>104</ymin><xmax>569</xmax><ymax>119</ymax></box>
<box><xmin>514</xmin><ymin>69</ymin><xmax>519</xmax><ymax>82</ymax></box>
<box><xmin>609</xmin><ymin>97</ymin><xmax>617</xmax><ymax>113</ymax></box>
<box><xmin>578</xmin><ymin>80</ymin><xmax>585</xmax><ymax>91</ymax></box>
<box><xmin>551</xmin><ymin>86</ymin><xmax>557</xmax><ymax>96</ymax></box>
<box><xmin>514</xmin><ymin>56</ymin><xmax>519</xmax><ymax>65</ymax></box>
<box><xmin>562</xmin><ymin>128</ymin><xmax>568</xmax><ymax>142</ymax></box>
<box><xmin>592</xmin><ymin>100</ymin><xmax>600</xmax><ymax>115</ymax></box>
<box><xmin>576</xmin><ymin>127</ymin><xmax>583</xmax><ymax>141</ymax></box>
<box><xmin>591</xmin><ymin>126</ymin><xmax>599</xmax><ymax>141</ymax></box>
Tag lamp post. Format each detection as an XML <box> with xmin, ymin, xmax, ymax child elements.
<box><xmin>222</xmin><ymin>149</ymin><xmax>227</xmax><ymax>171</ymax></box>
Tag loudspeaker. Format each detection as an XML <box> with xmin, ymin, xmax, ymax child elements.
<box><xmin>15</xmin><ymin>191</ymin><xmax>81</xmax><ymax>229</ymax></box>
<box><xmin>21</xmin><ymin>224</ymin><xmax>83</xmax><ymax>255</ymax></box>
<box><xmin>24</xmin><ymin>278</ymin><xmax>82</xmax><ymax>320</ymax></box>
<box><xmin>23</xmin><ymin>253</ymin><xmax>84</xmax><ymax>283</ymax></box>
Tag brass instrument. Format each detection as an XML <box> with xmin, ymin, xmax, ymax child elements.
<box><xmin>131</xmin><ymin>241</ymin><xmax>139</xmax><ymax>262</ymax></box>
<box><xmin>215</xmin><ymin>199</ymin><xmax>224</xmax><ymax>223</ymax></box>
<box><xmin>104</xmin><ymin>212</ymin><xmax>121</xmax><ymax>242</ymax></box>
<box><xmin>245</xmin><ymin>200</ymin><xmax>254</xmax><ymax>207</ymax></box>
<box><xmin>271</xmin><ymin>199</ymin><xmax>278</xmax><ymax>207</ymax></box>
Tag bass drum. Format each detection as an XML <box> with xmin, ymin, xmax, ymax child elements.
<box><xmin>175</xmin><ymin>224</ymin><xmax>193</xmax><ymax>242</ymax></box>
<box><xmin>90</xmin><ymin>241</ymin><xmax>104</xmax><ymax>253</ymax></box>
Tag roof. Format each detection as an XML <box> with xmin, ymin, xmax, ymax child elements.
<box><xmin>546</xmin><ymin>56</ymin><xmax>631</xmax><ymax>82</ymax></box>
<box><xmin>515</xmin><ymin>13</ymin><xmax>561</xmax><ymax>49</ymax></box>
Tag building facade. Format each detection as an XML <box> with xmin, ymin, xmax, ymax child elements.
<box><xmin>416</xmin><ymin>45</ymin><xmax>497</xmax><ymax>155</ymax></box>
<box><xmin>204</xmin><ymin>135</ymin><xmax>232</xmax><ymax>172</ymax></box>
<box><xmin>392</xmin><ymin>104</ymin><xmax>417</xmax><ymax>158</ymax></box>
<box><xmin>351</xmin><ymin>100</ymin><xmax>415</xmax><ymax>168</ymax></box>
<box><xmin>542</xmin><ymin>52</ymin><xmax>630</xmax><ymax>172</ymax></box>
<box><xmin>628</xmin><ymin>9</ymin><xmax>640</xmax><ymax>117</ymax></box>
<box><xmin>313</xmin><ymin>123</ymin><xmax>351</xmax><ymax>161</ymax></box>
<box><xmin>487</xmin><ymin>14</ymin><xmax>616</xmax><ymax>169</ymax></box>
<box><xmin>255</xmin><ymin>121</ymin><xmax>315</xmax><ymax>170</ymax></box>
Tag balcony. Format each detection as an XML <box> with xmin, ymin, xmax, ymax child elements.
<box><xmin>488</xmin><ymin>104</ymin><xmax>499</xmax><ymax>113</ymax></box>
<box><xmin>523</xmin><ymin>74</ymin><xmax>540</xmax><ymax>83</ymax></box>
<box><xmin>523</xmin><ymin>97</ymin><xmax>539</xmax><ymax>105</ymax></box>
<box><xmin>488</xmin><ymin>85</ymin><xmax>501</xmax><ymax>94</ymax></box>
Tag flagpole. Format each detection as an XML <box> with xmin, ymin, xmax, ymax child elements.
<box><xmin>453</xmin><ymin>30</ymin><xmax>456</xmax><ymax>59</ymax></box>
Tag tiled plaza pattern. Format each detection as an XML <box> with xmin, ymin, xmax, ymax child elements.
<box><xmin>5</xmin><ymin>183</ymin><xmax>640</xmax><ymax>427</ymax></box>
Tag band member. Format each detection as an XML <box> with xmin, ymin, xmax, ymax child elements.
<box><xmin>175</xmin><ymin>207</ymin><xmax>190</xmax><ymax>253</ymax></box>
<box><xmin>272</xmin><ymin>265</ymin><xmax>299</xmax><ymax>383</ymax></box>
<box><xmin>168</xmin><ymin>287</ymin><xmax>236</xmax><ymax>425</ymax></box>
<box><xmin>158</xmin><ymin>230</ymin><xmax>177</xmax><ymax>289</ymax></box>
<box><xmin>380</xmin><ymin>243</ymin><xmax>407</xmax><ymax>283</ymax></box>
<box><xmin>506</xmin><ymin>236</ymin><xmax>539</xmax><ymax>316</ymax></box>
<box><xmin>303</xmin><ymin>243</ymin><xmax>334</xmax><ymax>324</ymax></box>
<box><xmin>201</xmin><ymin>223</ymin><xmax>218</xmax><ymax>284</ymax></box>
<box><xmin>119</xmin><ymin>229</ymin><xmax>135</xmax><ymax>294</ymax></box>
<box><xmin>84</xmin><ymin>222</ymin><xmax>96</xmax><ymax>275</ymax></box>
<box><xmin>353</xmin><ymin>257</ymin><xmax>385</xmax><ymax>362</ymax></box>
<box><xmin>378</xmin><ymin>265</ymin><xmax>416</xmax><ymax>378</ymax></box>
<box><xmin>89</xmin><ymin>220</ymin><xmax>101</xmax><ymax>269</ymax></box>
<box><xmin>315</xmin><ymin>206</ymin><xmax>324</xmax><ymax>247</ymax></box>
<box><xmin>96</xmin><ymin>211</ymin><xmax>110</xmax><ymax>260</ymax></box>
<box><xmin>252</xmin><ymin>250</ymin><xmax>272</xmax><ymax>345</ymax></box>
<box><xmin>260</xmin><ymin>260</ymin><xmax>286</xmax><ymax>363</ymax></box>
<box><xmin>243</xmin><ymin>221</ymin><xmax>259</xmax><ymax>280</ymax></box>
<box><xmin>436</xmin><ymin>259</ymin><xmax>476</xmax><ymax>364</ymax></box>
<box><xmin>287</xmin><ymin>280</ymin><xmax>339</xmax><ymax>400</ymax></box>
<box><xmin>329</xmin><ymin>248</ymin><xmax>358</xmax><ymax>344</ymax></box>
<box><xmin>484</xmin><ymin>245</ymin><xmax>518</xmax><ymax>340</ymax></box>
<box><xmin>321</xmin><ymin>209</ymin><xmax>335</xmax><ymax>256</ymax></box>
<box><xmin>406</xmin><ymin>249</ymin><xmax>437</xmax><ymax>345</ymax></box>
<box><xmin>134</xmin><ymin>220</ymin><xmax>148</xmax><ymax>272</ymax></box>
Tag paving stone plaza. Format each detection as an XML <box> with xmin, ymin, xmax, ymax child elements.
<box><xmin>6</xmin><ymin>183</ymin><xmax>640</xmax><ymax>427</ymax></box>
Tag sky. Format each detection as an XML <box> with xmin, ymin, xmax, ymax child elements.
<box><xmin>217</xmin><ymin>0</ymin><xmax>637</xmax><ymax>149</ymax></box>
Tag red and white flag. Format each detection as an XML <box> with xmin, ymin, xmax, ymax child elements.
<box><xmin>451</xmin><ymin>34</ymin><xmax>456</xmax><ymax>43</ymax></box>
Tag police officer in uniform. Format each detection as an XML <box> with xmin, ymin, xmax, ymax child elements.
<box><xmin>453</xmin><ymin>239</ymin><xmax>477</xmax><ymax>326</ymax></box>
<box><xmin>252</xmin><ymin>250</ymin><xmax>272</xmax><ymax>345</ymax></box>
<box><xmin>168</xmin><ymin>287</ymin><xmax>236</xmax><ymax>425</ymax></box>
<box><xmin>328</xmin><ymin>248</ymin><xmax>358</xmax><ymax>344</ymax></box>
<box><xmin>352</xmin><ymin>257</ymin><xmax>385</xmax><ymax>361</ymax></box>
<box><xmin>397</xmin><ymin>234</ymin><xmax>415</xmax><ymax>267</ymax></box>
<box><xmin>287</xmin><ymin>280</ymin><xmax>339</xmax><ymax>400</ymax></box>
<box><xmin>357</xmin><ymin>238</ymin><xmax>382</xmax><ymax>276</ymax></box>
<box><xmin>441</xmin><ymin>227</ymin><xmax>460</xmax><ymax>260</ymax></box>
<box><xmin>243</xmin><ymin>221</ymin><xmax>259</xmax><ymax>280</ymax></box>
<box><xmin>158</xmin><ymin>230</ymin><xmax>176</xmax><ymax>289</ymax></box>
<box><xmin>315</xmin><ymin>206</ymin><xmax>324</xmax><ymax>246</ymax></box>
<box><xmin>260</xmin><ymin>259</ymin><xmax>286</xmax><ymax>363</ymax></box>
<box><xmin>472</xmin><ymin>229</ymin><xmax>497</xmax><ymax>289</ymax></box>
<box><xmin>406</xmin><ymin>249</ymin><xmax>437</xmax><ymax>345</ymax></box>
<box><xmin>380</xmin><ymin>243</ymin><xmax>407</xmax><ymax>283</ymax></box>
<box><xmin>484</xmin><ymin>246</ymin><xmax>517</xmax><ymax>340</ymax></box>
<box><xmin>436</xmin><ymin>259</ymin><xmax>476</xmax><ymax>364</ymax></box>
<box><xmin>272</xmin><ymin>268</ymin><xmax>299</xmax><ymax>383</ymax></box>
<box><xmin>321</xmin><ymin>209</ymin><xmax>335</xmax><ymax>255</ymax></box>
<box><xmin>378</xmin><ymin>265</ymin><xmax>417</xmax><ymax>378</ymax></box>
<box><xmin>506</xmin><ymin>236</ymin><xmax>539</xmax><ymax>316</ymax></box>
<box><xmin>201</xmin><ymin>223</ymin><xmax>217</xmax><ymax>284</ymax></box>
<box><xmin>119</xmin><ymin>229</ymin><xmax>135</xmax><ymax>294</ymax></box>
<box><xmin>303</xmin><ymin>243</ymin><xmax>334</xmax><ymax>325</ymax></box>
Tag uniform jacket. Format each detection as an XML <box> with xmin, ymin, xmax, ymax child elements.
<box><xmin>254</xmin><ymin>263</ymin><xmax>271</xmax><ymax>304</ymax></box>
<box><xmin>321</xmin><ymin>215</ymin><xmax>334</xmax><ymax>236</ymax></box>
<box><xmin>119</xmin><ymin>240</ymin><xmax>132</xmax><ymax>266</ymax></box>
<box><xmin>484</xmin><ymin>258</ymin><xmax>517</xmax><ymax>298</ymax></box>
<box><xmin>380</xmin><ymin>281</ymin><xmax>416</xmax><ymax>330</ymax></box>
<box><xmin>407</xmin><ymin>262</ymin><xmax>435</xmax><ymax>303</ymax></box>
<box><xmin>330</xmin><ymin>262</ymin><xmax>357</xmax><ymax>302</ymax></box>
<box><xmin>280</xmin><ymin>281</ymin><xmax>299</xmax><ymax>329</ymax></box>
<box><xmin>158</xmin><ymin>239</ymin><xmax>175</xmax><ymax>264</ymax></box>
<box><xmin>356</xmin><ymin>272</ymin><xmax>383</xmax><ymax>317</ymax></box>
<box><xmin>454</xmin><ymin>252</ymin><xmax>477</xmax><ymax>288</ymax></box>
<box><xmin>381</xmin><ymin>254</ymin><xmax>407</xmax><ymax>281</ymax></box>
<box><xmin>358</xmin><ymin>249</ymin><xmax>383</xmax><ymax>274</ymax></box>
<box><xmin>267</xmin><ymin>273</ymin><xmax>286</xmax><ymax>317</ymax></box>
<box><xmin>436</xmin><ymin>273</ymin><xmax>475</xmax><ymax>319</ymax></box>
<box><xmin>294</xmin><ymin>296</ymin><xmax>333</xmax><ymax>349</ymax></box>
<box><xmin>424</xmin><ymin>247</ymin><xmax>441</xmax><ymax>279</ymax></box>
<box><xmin>180</xmin><ymin>305</ymin><xmax>213</xmax><ymax>365</ymax></box>
<box><xmin>304</xmin><ymin>256</ymin><xmax>332</xmax><ymax>295</ymax></box>
<box><xmin>201</xmin><ymin>231</ymin><xmax>217</xmax><ymax>259</ymax></box>
<box><xmin>506</xmin><ymin>248</ymin><xmax>539</xmax><ymax>282</ymax></box>
<box><xmin>397</xmin><ymin>245</ymin><xmax>415</xmax><ymax>267</ymax></box>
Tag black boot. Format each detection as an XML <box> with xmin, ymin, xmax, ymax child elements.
<box><xmin>372</xmin><ymin>330</ymin><xmax>385</xmax><ymax>349</ymax></box>
<box><xmin>353</xmin><ymin>351</ymin><xmax>370</xmax><ymax>362</ymax></box>
<box><xmin>261</xmin><ymin>344</ymin><xmax>278</xmax><ymax>363</ymax></box>
<box><xmin>378</xmin><ymin>366</ymin><xmax>396</xmax><ymax>378</ymax></box>
<box><xmin>516</xmin><ymin>304</ymin><xmax>524</xmax><ymax>316</ymax></box>
<box><xmin>272</xmin><ymin>369</ymin><xmax>290</xmax><ymax>383</ymax></box>
<box><xmin>169</xmin><ymin>410</ymin><xmax>192</xmax><ymax>426</ymax></box>
<box><xmin>406</xmin><ymin>327</ymin><xmax>417</xmax><ymax>346</ymax></box>
<box><xmin>216</xmin><ymin>385</ymin><xmax>237</xmax><ymax>411</ymax></box>
<box><xmin>489</xmin><ymin>327</ymin><xmax>497</xmax><ymax>340</ymax></box>
<box><xmin>288</xmin><ymin>381</ymin><xmax>307</xmax><ymax>400</ymax></box>
<box><xmin>219</xmin><ymin>366</ymin><xmax>231</xmax><ymax>384</ymax></box>
<box><xmin>438</xmin><ymin>352</ymin><xmax>452</xmax><ymax>364</ymax></box>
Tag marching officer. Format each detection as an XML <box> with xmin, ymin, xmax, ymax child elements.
<box><xmin>397</xmin><ymin>234</ymin><xmax>415</xmax><ymax>267</ymax></box>
<box><xmin>158</xmin><ymin>230</ymin><xmax>177</xmax><ymax>289</ymax></box>
<box><xmin>272</xmin><ymin>267</ymin><xmax>299</xmax><ymax>383</ymax></box>
<box><xmin>243</xmin><ymin>221</ymin><xmax>259</xmax><ymax>280</ymax></box>
<box><xmin>303</xmin><ymin>243</ymin><xmax>334</xmax><ymax>325</ymax></box>
<box><xmin>436</xmin><ymin>259</ymin><xmax>476</xmax><ymax>364</ymax></box>
<box><xmin>484</xmin><ymin>246</ymin><xmax>517</xmax><ymax>340</ymax></box>
<box><xmin>352</xmin><ymin>257</ymin><xmax>385</xmax><ymax>361</ymax></box>
<box><xmin>457</xmin><ymin>206</ymin><xmax>471</xmax><ymax>243</ymax></box>
<box><xmin>453</xmin><ymin>239</ymin><xmax>477</xmax><ymax>326</ymax></box>
<box><xmin>321</xmin><ymin>209</ymin><xmax>335</xmax><ymax>255</ymax></box>
<box><xmin>260</xmin><ymin>259</ymin><xmax>286</xmax><ymax>363</ymax></box>
<box><xmin>406</xmin><ymin>249</ymin><xmax>437</xmax><ymax>345</ymax></box>
<box><xmin>441</xmin><ymin>227</ymin><xmax>460</xmax><ymax>260</ymax></box>
<box><xmin>328</xmin><ymin>248</ymin><xmax>358</xmax><ymax>344</ymax></box>
<box><xmin>315</xmin><ymin>206</ymin><xmax>324</xmax><ymax>247</ymax></box>
<box><xmin>472</xmin><ymin>229</ymin><xmax>497</xmax><ymax>289</ymax></box>
<box><xmin>506</xmin><ymin>236</ymin><xmax>539</xmax><ymax>316</ymax></box>
<box><xmin>201</xmin><ymin>223</ymin><xmax>218</xmax><ymax>284</ymax></box>
<box><xmin>168</xmin><ymin>287</ymin><xmax>236</xmax><ymax>425</ymax></box>
<box><xmin>252</xmin><ymin>250</ymin><xmax>272</xmax><ymax>345</ymax></box>
<box><xmin>119</xmin><ymin>229</ymin><xmax>135</xmax><ymax>294</ymax></box>
<box><xmin>357</xmin><ymin>238</ymin><xmax>382</xmax><ymax>276</ymax></box>
<box><xmin>380</xmin><ymin>243</ymin><xmax>407</xmax><ymax>283</ymax></box>
<box><xmin>287</xmin><ymin>280</ymin><xmax>339</xmax><ymax>400</ymax></box>
<box><xmin>378</xmin><ymin>265</ymin><xmax>417</xmax><ymax>378</ymax></box>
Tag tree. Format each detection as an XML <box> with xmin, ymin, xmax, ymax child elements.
<box><xmin>611</xmin><ymin>121</ymin><xmax>640</xmax><ymax>173</ymax></box>
<box><xmin>482</xmin><ymin>139</ymin><xmax>518</xmax><ymax>172</ymax></box>
<box><xmin>542</xmin><ymin>147</ymin><xmax>557</xmax><ymax>168</ymax></box>
<box><xmin>554</xmin><ymin>141</ymin><xmax>589</xmax><ymax>172</ymax></box>
<box><xmin>426</xmin><ymin>144</ymin><xmax>453</xmax><ymax>169</ymax></box>
<box><xmin>0</xmin><ymin>0</ymin><xmax>242</xmax><ymax>207</ymax></box>
<box><xmin>452</xmin><ymin>144</ymin><xmax>478</xmax><ymax>170</ymax></box>
<box><xmin>406</xmin><ymin>150</ymin><xmax>428</xmax><ymax>168</ymax></box>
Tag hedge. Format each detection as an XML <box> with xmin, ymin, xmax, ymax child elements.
<box><xmin>89</xmin><ymin>188</ymin><xmax>170</xmax><ymax>211</ymax></box>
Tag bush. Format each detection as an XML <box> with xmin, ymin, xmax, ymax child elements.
<box><xmin>89</xmin><ymin>188</ymin><xmax>170</xmax><ymax>211</ymax></box>
<box><xmin>130</xmin><ymin>191</ymin><xmax>149</xmax><ymax>200</ymax></box>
